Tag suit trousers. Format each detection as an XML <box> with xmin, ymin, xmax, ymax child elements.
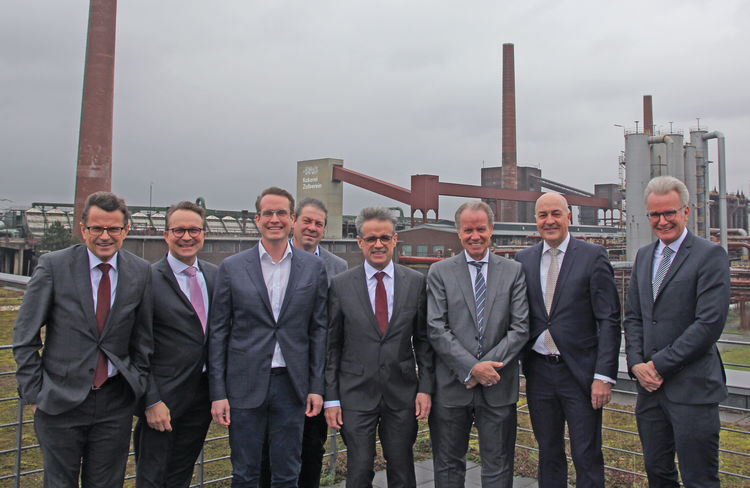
<box><xmin>228</xmin><ymin>371</ymin><xmax>305</xmax><ymax>488</ymax></box>
<box><xmin>635</xmin><ymin>389</ymin><xmax>720</xmax><ymax>488</ymax></box>
<box><xmin>429</xmin><ymin>389</ymin><xmax>517</xmax><ymax>488</ymax></box>
<box><xmin>133</xmin><ymin>374</ymin><xmax>212</xmax><ymax>488</ymax></box>
<box><xmin>340</xmin><ymin>398</ymin><xmax>418</xmax><ymax>488</ymax></box>
<box><xmin>525</xmin><ymin>355</ymin><xmax>604</xmax><ymax>488</ymax></box>
<box><xmin>259</xmin><ymin>411</ymin><xmax>329</xmax><ymax>488</ymax></box>
<box><xmin>33</xmin><ymin>374</ymin><xmax>135</xmax><ymax>488</ymax></box>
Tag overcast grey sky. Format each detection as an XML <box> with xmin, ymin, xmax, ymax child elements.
<box><xmin>2</xmin><ymin>0</ymin><xmax>748</xmax><ymax>218</ymax></box>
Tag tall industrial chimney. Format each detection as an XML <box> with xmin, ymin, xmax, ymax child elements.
<box><xmin>643</xmin><ymin>95</ymin><xmax>653</xmax><ymax>135</ymax></box>
<box><xmin>501</xmin><ymin>43</ymin><xmax>518</xmax><ymax>222</ymax></box>
<box><xmin>73</xmin><ymin>0</ymin><xmax>117</xmax><ymax>237</ymax></box>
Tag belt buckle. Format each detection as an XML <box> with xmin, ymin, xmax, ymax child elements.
<box><xmin>548</xmin><ymin>354</ymin><xmax>562</xmax><ymax>364</ymax></box>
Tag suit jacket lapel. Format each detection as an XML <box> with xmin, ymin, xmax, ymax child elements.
<box><xmin>641</xmin><ymin>240</ymin><xmax>659</xmax><ymax>306</ymax></box>
<box><xmin>278</xmin><ymin>248</ymin><xmax>302</xmax><ymax>319</ymax></box>
<box><xmin>550</xmin><ymin>237</ymin><xmax>578</xmax><ymax>315</ymax></box>
<box><xmin>245</xmin><ymin>246</ymin><xmax>274</xmax><ymax>319</ymax></box>
<box><xmin>72</xmin><ymin>246</ymin><xmax>97</xmax><ymax>335</ymax></box>
<box><xmin>388</xmin><ymin>264</ymin><xmax>406</xmax><ymax>334</ymax></box>
<box><xmin>526</xmin><ymin>243</ymin><xmax>545</xmax><ymax>315</ymax></box>
<box><xmin>454</xmin><ymin>254</ymin><xmax>478</xmax><ymax>326</ymax></box>
<box><xmin>156</xmin><ymin>257</ymin><xmax>192</xmax><ymax>311</ymax></box>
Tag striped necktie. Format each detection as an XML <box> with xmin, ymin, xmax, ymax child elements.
<box><xmin>469</xmin><ymin>261</ymin><xmax>486</xmax><ymax>356</ymax></box>
<box><xmin>653</xmin><ymin>246</ymin><xmax>674</xmax><ymax>300</ymax></box>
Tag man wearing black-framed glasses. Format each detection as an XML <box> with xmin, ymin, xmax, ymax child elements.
<box><xmin>14</xmin><ymin>191</ymin><xmax>153</xmax><ymax>487</ymax></box>
<box><xmin>625</xmin><ymin>176</ymin><xmax>730</xmax><ymax>487</ymax></box>
<box><xmin>134</xmin><ymin>200</ymin><xmax>217</xmax><ymax>488</ymax></box>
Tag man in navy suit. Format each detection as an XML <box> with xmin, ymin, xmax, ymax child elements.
<box><xmin>208</xmin><ymin>187</ymin><xmax>328</xmax><ymax>488</ymax></box>
<box><xmin>516</xmin><ymin>193</ymin><xmax>621</xmax><ymax>488</ymax></box>
<box><xmin>134</xmin><ymin>201</ymin><xmax>218</xmax><ymax>487</ymax></box>
<box><xmin>259</xmin><ymin>197</ymin><xmax>347</xmax><ymax>488</ymax></box>
<box><xmin>624</xmin><ymin>176</ymin><xmax>730</xmax><ymax>487</ymax></box>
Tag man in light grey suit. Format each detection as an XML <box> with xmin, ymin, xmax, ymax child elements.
<box><xmin>624</xmin><ymin>176</ymin><xmax>730</xmax><ymax>488</ymax></box>
<box><xmin>14</xmin><ymin>191</ymin><xmax>153</xmax><ymax>487</ymax></box>
<box><xmin>427</xmin><ymin>201</ymin><xmax>529</xmax><ymax>488</ymax></box>
<box><xmin>259</xmin><ymin>197</ymin><xmax>347</xmax><ymax>488</ymax></box>
<box><xmin>325</xmin><ymin>207</ymin><xmax>434</xmax><ymax>488</ymax></box>
<box><xmin>134</xmin><ymin>201</ymin><xmax>217</xmax><ymax>487</ymax></box>
<box><xmin>208</xmin><ymin>187</ymin><xmax>328</xmax><ymax>488</ymax></box>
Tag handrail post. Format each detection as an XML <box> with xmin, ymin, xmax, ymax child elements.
<box><xmin>14</xmin><ymin>400</ymin><xmax>24</xmax><ymax>488</ymax></box>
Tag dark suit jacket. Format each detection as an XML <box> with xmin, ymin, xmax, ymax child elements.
<box><xmin>319</xmin><ymin>246</ymin><xmax>348</xmax><ymax>284</ymax></box>
<box><xmin>624</xmin><ymin>231</ymin><xmax>730</xmax><ymax>404</ymax></box>
<box><xmin>139</xmin><ymin>256</ymin><xmax>217</xmax><ymax>418</ymax></box>
<box><xmin>13</xmin><ymin>244</ymin><xmax>153</xmax><ymax>415</ymax></box>
<box><xmin>516</xmin><ymin>237</ymin><xmax>621</xmax><ymax>395</ymax></box>
<box><xmin>426</xmin><ymin>252</ymin><xmax>529</xmax><ymax>408</ymax></box>
<box><xmin>208</xmin><ymin>245</ymin><xmax>328</xmax><ymax>408</ymax></box>
<box><xmin>325</xmin><ymin>263</ymin><xmax>434</xmax><ymax>411</ymax></box>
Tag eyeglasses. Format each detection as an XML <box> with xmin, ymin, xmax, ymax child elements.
<box><xmin>168</xmin><ymin>227</ymin><xmax>204</xmax><ymax>238</ymax></box>
<box><xmin>260</xmin><ymin>209</ymin><xmax>290</xmax><ymax>218</ymax></box>
<box><xmin>646</xmin><ymin>206</ymin><xmax>685</xmax><ymax>222</ymax></box>
<box><xmin>85</xmin><ymin>226</ymin><xmax>125</xmax><ymax>237</ymax></box>
<box><xmin>361</xmin><ymin>234</ymin><xmax>394</xmax><ymax>244</ymax></box>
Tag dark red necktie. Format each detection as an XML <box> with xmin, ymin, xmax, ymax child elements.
<box><xmin>374</xmin><ymin>271</ymin><xmax>388</xmax><ymax>335</ymax></box>
<box><xmin>94</xmin><ymin>263</ymin><xmax>111</xmax><ymax>388</ymax></box>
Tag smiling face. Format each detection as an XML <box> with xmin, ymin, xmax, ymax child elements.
<box><xmin>80</xmin><ymin>205</ymin><xmax>129</xmax><ymax>262</ymax></box>
<box><xmin>535</xmin><ymin>193</ymin><xmax>571</xmax><ymax>248</ymax></box>
<box><xmin>292</xmin><ymin>205</ymin><xmax>326</xmax><ymax>252</ymax></box>
<box><xmin>457</xmin><ymin>208</ymin><xmax>492</xmax><ymax>261</ymax></box>
<box><xmin>254</xmin><ymin>194</ymin><xmax>295</xmax><ymax>246</ymax></box>
<box><xmin>164</xmin><ymin>209</ymin><xmax>205</xmax><ymax>265</ymax></box>
<box><xmin>647</xmin><ymin>190</ymin><xmax>689</xmax><ymax>245</ymax></box>
<box><xmin>357</xmin><ymin>218</ymin><xmax>397</xmax><ymax>270</ymax></box>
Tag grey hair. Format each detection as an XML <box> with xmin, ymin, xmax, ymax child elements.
<box><xmin>454</xmin><ymin>201</ymin><xmax>494</xmax><ymax>230</ymax></box>
<box><xmin>295</xmin><ymin>197</ymin><xmax>328</xmax><ymax>225</ymax></box>
<box><xmin>355</xmin><ymin>207</ymin><xmax>397</xmax><ymax>236</ymax></box>
<box><xmin>644</xmin><ymin>176</ymin><xmax>689</xmax><ymax>206</ymax></box>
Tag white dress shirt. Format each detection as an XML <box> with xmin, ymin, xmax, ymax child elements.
<box><xmin>87</xmin><ymin>249</ymin><xmax>118</xmax><ymax>377</ymax></box>
<box><xmin>652</xmin><ymin>227</ymin><xmax>687</xmax><ymax>283</ymax></box>
<box><xmin>259</xmin><ymin>241</ymin><xmax>293</xmax><ymax>368</ymax></box>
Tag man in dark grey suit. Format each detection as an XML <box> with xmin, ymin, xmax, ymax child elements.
<box><xmin>515</xmin><ymin>193</ymin><xmax>621</xmax><ymax>488</ymax></box>
<box><xmin>208</xmin><ymin>187</ymin><xmax>328</xmax><ymax>488</ymax></box>
<box><xmin>259</xmin><ymin>197</ymin><xmax>347</xmax><ymax>488</ymax></box>
<box><xmin>325</xmin><ymin>207</ymin><xmax>434</xmax><ymax>488</ymax></box>
<box><xmin>427</xmin><ymin>201</ymin><xmax>529</xmax><ymax>488</ymax></box>
<box><xmin>13</xmin><ymin>191</ymin><xmax>153</xmax><ymax>487</ymax></box>
<box><xmin>624</xmin><ymin>176</ymin><xmax>730</xmax><ymax>488</ymax></box>
<box><xmin>134</xmin><ymin>201</ymin><xmax>217</xmax><ymax>487</ymax></box>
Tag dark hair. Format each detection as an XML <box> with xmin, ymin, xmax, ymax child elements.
<box><xmin>166</xmin><ymin>201</ymin><xmax>207</xmax><ymax>228</ymax></box>
<box><xmin>355</xmin><ymin>207</ymin><xmax>397</xmax><ymax>236</ymax></box>
<box><xmin>82</xmin><ymin>191</ymin><xmax>130</xmax><ymax>226</ymax></box>
<box><xmin>254</xmin><ymin>187</ymin><xmax>295</xmax><ymax>214</ymax></box>
<box><xmin>295</xmin><ymin>197</ymin><xmax>328</xmax><ymax>225</ymax></box>
<box><xmin>454</xmin><ymin>201</ymin><xmax>494</xmax><ymax>229</ymax></box>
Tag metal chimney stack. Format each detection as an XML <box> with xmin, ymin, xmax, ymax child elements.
<box><xmin>501</xmin><ymin>43</ymin><xmax>518</xmax><ymax>222</ymax></box>
<box><xmin>73</xmin><ymin>0</ymin><xmax>117</xmax><ymax>237</ymax></box>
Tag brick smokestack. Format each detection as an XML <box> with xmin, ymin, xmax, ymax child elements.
<box><xmin>73</xmin><ymin>0</ymin><xmax>117</xmax><ymax>237</ymax></box>
<box><xmin>643</xmin><ymin>95</ymin><xmax>653</xmax><ymax>135</ymax></box>
<box><xmin>501</xmin><ymin>43</ymin><xmax>518</xmax><ymax>222</ymax></box>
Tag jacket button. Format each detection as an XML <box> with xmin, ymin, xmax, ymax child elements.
<box><xmin>652</xmin><ymin>321</ymin><xmax>657</xmax><ymax>325</ymax></box>
<box><xmin>88</xmin><ymin>368</ymin><xmax>94</xmax><ymax>374</ymax></box>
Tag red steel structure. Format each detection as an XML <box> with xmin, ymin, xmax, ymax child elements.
<box><xmin>73</xmin><ymin>0</ymin><xmax>117</xmax><ymax>237</ymax></box>
<box><xmin>331</xmin><ymin>166</ymin><xmax>609</xmax><ymax>226</ymax></box>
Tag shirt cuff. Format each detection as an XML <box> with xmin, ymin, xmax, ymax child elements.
<box><xmin>594</xmin><ymin>373</ymin><xmax>615</xmax><ymax>384</ymax></box>
<box><xmin>323</xmin><ymin>400</ymin><xmax>341</xmax><ymax>409</ymax></box>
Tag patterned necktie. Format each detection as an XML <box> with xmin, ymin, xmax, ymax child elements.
<box><xmin>652</xmin><ymin>246</ymin><xmax>674</xmax><ymax>300</ymax></box>
<box><xmin>469</xmin><ymin>261</ymin><xmax>487</xmax><ymax>356</ymax></box>
<box><xmin>544</xmin><ymin>249</ymin><xmax>560</xmax><ymax>355</ymax></box>
<box><xmin>374</xmin><ymin>271</ymin><xmax>388</xmax><ymax>335</ymax></box>
<box><xmin>94</xmin><ymin>263</ymin><xmax>111</xmax><ymax>388</ymax></box>
<box><xmin>184</xmin><ymin>266</ymin><xmax>207</xmax><ymax>332</ymax></box>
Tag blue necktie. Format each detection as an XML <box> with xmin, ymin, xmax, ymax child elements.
<box><xmin>469</xmin><ymin>261</ymin><xmax>486</xmax><ymax>356</ymax></box>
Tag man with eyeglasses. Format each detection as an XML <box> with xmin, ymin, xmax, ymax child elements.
<box><xmin>624</xmin><ymin>176</ymin><xmax>730</xmax><ymax>487</ymax></box>
<box><xmin>426</xmin><ymin>201</ymin><xmax>529</xmax><ymax>488</ymax></box>
<box><xmin>324</xmin><ymin>207</ymin><xmax>434</xmax><ymax>487</ymax></box>
<box><xmin>133</xmin><ymin>201</ymin><xmax>217</xmax><ymax>487</ymax></box>
<box><xmin>208</xmin><ymin>187</ymin><xmax>328</xmax><ymax>487</ymax></box>
<box><xmin>259</xmin><ymin>197</ymin><xmax>347</xmax><ymax>488</ymax></box>
<box><xmin>13</xmin><ymin>191</ymin><xmax>153</xmax><ymax>487</ymax></box>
